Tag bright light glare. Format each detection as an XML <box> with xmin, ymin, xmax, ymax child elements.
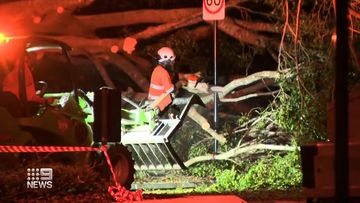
<box><xmin>0</xmin><ymin>33</ymin><xmax>10</xmax><ymax>44</ymax></box>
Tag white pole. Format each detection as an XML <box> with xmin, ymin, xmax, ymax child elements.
<box><xmin>213</xmin><ymin>20</ymin><xmax>219</xmax><ymax>153</ymax></box>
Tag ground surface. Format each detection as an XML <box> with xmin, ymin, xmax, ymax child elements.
<box><xmin>0</xmin><ymin>157</ymin><xmax>305</xmax><ymax>202</ymax></box>
<box><xmin>10</xmin><ymin>193</ymin><xmax>305</xmax><ymax>203</ymax></box>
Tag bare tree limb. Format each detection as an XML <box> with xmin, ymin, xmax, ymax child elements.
<box><xmin>184</xmin><ymin>144</ymin><xmax>298</xmax><ymax>167</ymax></box>
<box><xmin>349</xmin><ymin>8</ymin><xmax>360</xmax><ymax>19</ymax></box>
<box><xmin>210</xmin><ymin>18</ymin><xmax>273</xmax><ymax>48</ymax></box>
<box><xmin>104</xmin><ymin>54</ymin><xmax>150</xmax><ymax>92</ymax></box>
<box><xmin>188</xmin><ymin>107</ymin><xmax>227</xmax><ymax>144</ymax></box>
<box><xmin>224</xmin><ymin>78</ymin><xmax>276</xmax><ymax>99</ymax></box>
<box><xmin>76</xmin><ymin>8</ymin><xmax>200</xmax><ymax>29</ymax></box>
<box><xmin>122</xmin><ymin>54</ymin><xmax>153</xmax><ymax>77</ymax></box>
<box><xmin>132</xmin><ymin>14</ymin><xmax>203</xmax><ymax>40</ymax></box>
<box><xmin>220</xmin><ymin>90</ymin><xmax>279</xmax><ymax>102</ymax></box>
<box><xmin>131</xmin><ymin>0</ymin><xmax>245</xmax><ymax>40</ymax></box>
<box><xmin>234</xmin><ymin>19</ymin><xmax>279</xmax><ymax>33</ymax></box>
<box><xmin>0</xmin><ymin>0</ymin><xmax>93</xmax><ymax>35</ymax></box>
<box><xmin>221</xmin><ymin>71</ymin><xmax>281</xmax><ymax>96</ymax></box>
<box><xmin>33</xmin><ymin>12</ymin><xmax>95</xmax><ymax>36</ymax></box>
<box><xmin>0</xmin><ymin>0</ymin><xmax>93</xmax><ymax>16</ymax></box>
<box><xmin>200</xmin><ymin>71</ymin><xmax>282</xmax><ymax>104</ymax></box>
<box><xmin>87</xmin><ymin>55</ymin><xmax>115</xmax><ymax>88</ymax></box>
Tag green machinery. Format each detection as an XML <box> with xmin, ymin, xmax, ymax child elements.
<box><xmin>0</xmin><ymin>37</ymin><xmax>204</xmax><ymax>188</ymax></box>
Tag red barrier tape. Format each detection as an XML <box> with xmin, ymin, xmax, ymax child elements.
<box><xmin>108</xmin><ymin>184</ymin><xmax>143</xmax><ymax>202</ymax></box>
<box><xmin>101</xmin><ymin>145</ymin><xmax>143</xmax><ymax>202</ymax></box>
<box><xmin>0</xmin><ymin>145</ymin><xmax>100</xmax><ymax>153</ymax></box>
<box><xmin>0</xmin><ymin>145</ymin><xmax>143</xmax><ymax>202</ymax></box>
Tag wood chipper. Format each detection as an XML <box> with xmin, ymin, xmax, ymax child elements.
<box><xmin>0</xmin><ymin>36</ymin><xmax>205</xmax><ymax>189</ymax></box>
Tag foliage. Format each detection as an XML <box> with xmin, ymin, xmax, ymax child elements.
<box><xmin>237</xmin><ymin>151</ymin><xmax>302</xmax><ymax>190</ymax></box>
<box><xmin>187</xmin><ymin>142</ymin><xmax>233</xmax><ymax>178</ymax></box>
<box><xmin>273</xmin><ymin>62</ymin><xmax>331</xmax><ymax>144</ymax></box>
<box><xmin>268</xmin><ymin>0</ymin><xmax>336</xmax><ymax>144</ymax></box>
<box><xmin>196</xmin><ymin>151</ymin><xmax>302</xmax><ymax>192</ymax></box>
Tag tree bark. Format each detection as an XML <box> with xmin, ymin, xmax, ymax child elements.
<box><xmin>76</xmin><ymin>8</ymin><xmax>200</xmax><ymax>29</ymax></box>
<box><xmin>122</xmin><ymin>54</ymin><xmax>153</xmax><ymax>77</ymax></box>
<box><xmin>131</xmin><ymin>14</ymin><xmax>203</xmax><ymax>40</ymax></box>
<box><xmin>221</xmin><ymin>71</ymin><xmax>281</xmax><ymax>96</ymax></box>
<box><xmin>32</xmin><ymin>12</ymin><xmax>95</xmax><ymax>36</ymax></box>
<box><xmin>200</xmin><ymin>70</ymin><xmax>282</xmax><ymax>104</ymax></box>
<box><xmin>104</xmin><ymin>54</ymin><xmax>150</xmax><ymax>92</ymax></box>
<box><xmin>0</xmin><ymin>0</ymin><xmax>93</xmax><ymax>16</ymax></box>
<box><xmin>87</xmin><ymin>55</ymin><xmax>115</xmax><ymax>88</ymax></box>
<box><xmin>210</xmin><ymin>18</ymin><xmax>272</xmax><ymax>48</ymax></box>
<box><xmin>188</xmin><ymin>107</ymin><xmax>227</xmax><ymax>144</ymax></box>
<box><xmin>224</xmin><ymin>78</ymin><xmax>276</xmax><ymax>99</ymax></box>
<box><xmin>0</xmin><ymin>0</ymin><xmax>93</xmax><ymax>34</ymax></box>
<box><xmin>184</xmin><ymin>144</ymin><xmax>297</xmax><ymax>167</ymax></box>
<box><xmin>234</xmin><ymin>20</ymin><xmax>279</xmax><ymax>33</ymax></box>
<box><xmin>221</xmin><ymin>90</ymin><xmax>279</xmax><ymax>102</ymax></box>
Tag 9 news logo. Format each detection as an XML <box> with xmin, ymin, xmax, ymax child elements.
<box><xmin>26</xmin><ymin>168</ymin><xmax>53</xmax><ymax>189</ymax></box>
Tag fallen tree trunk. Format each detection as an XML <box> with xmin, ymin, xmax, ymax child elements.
<box><xmin>209</xmin><ymin>18</ymin><xmax>272</xmax><ymax>48</ymax></box>
<box><xmin>0</xmin><ymin>0</ymin><xmax>94</xmax><ymax>35</ymax></box>
<box><xmin>0</xmin><ymin>0</ymin><xmax>93</xmax><ymax>16</ymax></box>
<box><xmin>104</xmin><ymin>53</ymin><xmax>150</xmax><ymax>92</ymax></box>
<box><xmin>132</xmin><ymin>13</ymin><xmax>203</xmax><ymax>40</ymax></box>
<box><xmin>235</xmin><ymin>19</ymin><xmax>279</xmax><ymax>33</ymax></box>
<box><xmin>76</xmin><ymin>8</ymin><xmax>200</xmax><ymax>29</ymax></box>
<box><xmin>201</xmin><ymin>70</ymin><xmax>282</xmax><ymax>104</ymax></box>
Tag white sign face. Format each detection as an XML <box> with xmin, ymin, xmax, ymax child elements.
<box><xmin>202</xmin><ymin>0</ymin><xmax>225</xmax><ymax>21</ymax></box>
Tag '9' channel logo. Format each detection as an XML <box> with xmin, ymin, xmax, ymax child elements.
<box><xmin>26</xmin><ymin>168</ymin><xmax>53</xmax><ymax>189</ymax></box>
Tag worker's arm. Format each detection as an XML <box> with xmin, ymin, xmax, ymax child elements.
<box><xmin>178</xmin><ymin>71</ymin><xmax>201</xmax><ymax>80</ymax></box>
<box><xmin>147</xmin><ymin>93</ymin><xmax>172</xmax><ymax>112</ymax></box>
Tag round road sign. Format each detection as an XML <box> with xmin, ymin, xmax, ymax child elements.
<box><xmin>202</xmin><ymin>0</ymin><xmax>225</xmax><ymax>20</ymax></box>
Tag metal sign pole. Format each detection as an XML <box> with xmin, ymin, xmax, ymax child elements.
<box><xmin>213</xmin><ymin>20</ymin><xmax>219</xmax><ymax>153</ymax></box>
<box><xmin>335</xmin><ymin>0</ymin><xmax>349</xmax><ymax>202</ymax></box>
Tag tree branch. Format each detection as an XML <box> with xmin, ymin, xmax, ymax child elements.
<box><xmin>87</xmin><ymin>55</ymin><xmax>115</xmax><ymax>88</ymax></box>
<box><xmin>104</xmin><ymin>53</ymin><xmax>150</xmax><ymax>92</ymax></box>
<box><xmin>211</xmin><ymin>18</ymin><xmax>273</xmax><ymax>48</ymax></box>
<box><xmin>131</xmin><ymin>14</ymin><xmax>203</xmax><ymax>40</ymax></box>
<box><xmin>184</xmin><ymin>144</ymin><xmax>298</xmax><ymax>167</ymax></box>
<box><xmin>234</xmin><ymin>19</ymin><xmax>279</xmax><ymax>33</ymax></box>
<box><xmin>76</xmin><ymin>8</ymin><xmax>200</xmax><ymax>29</ymax></box>
<box><xmin>221</xmin><ymin>71</ymin><xmax>281</xmax><ymax>96</ymax></box>
<box><xmin>220</xmin><ymin>90</ymin><xmax>279</xmax><ymax>103</ymax></box>
<box><xmin>0</xmin><ymin>0</ymin><xmax>93</xmax><ymax>16</ymax></box>
<box><xmin>188</xmin><ymin>107</ymin><xmax>227</xmax><ymax>144</ymax></box>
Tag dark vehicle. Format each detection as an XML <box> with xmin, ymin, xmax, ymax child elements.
<box><xmin>0</xmin><ymin>37</ymin><xmax>134</xmax><ymax>188</ymax></box>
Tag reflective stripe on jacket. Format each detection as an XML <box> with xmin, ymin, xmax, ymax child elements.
<box><xmin>148</xmin><ymin>65</ymin><xmax>174</xmax><ymax>100</ymax></box>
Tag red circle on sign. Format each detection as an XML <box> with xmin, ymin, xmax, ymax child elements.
<box><xmin>203</xmin><ymin>0</ymin><xmax>225</xmax><ymax>14</ymax></box>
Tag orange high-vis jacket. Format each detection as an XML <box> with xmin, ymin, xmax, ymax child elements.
<box><xmin>148</xmin><ymin>65</ymin><xmax>174</xmax><ymax>100</ymax></box>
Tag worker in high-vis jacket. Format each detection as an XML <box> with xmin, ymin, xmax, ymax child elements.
<box><xmin>147</xmin><ymin>47</ymin><xmax>179</xmax><ymax>111</ymax></box>
<box><xmin>147</xmin><ymin>47</ymin><xmax>201</xmax><ymax>112</ymax></box>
